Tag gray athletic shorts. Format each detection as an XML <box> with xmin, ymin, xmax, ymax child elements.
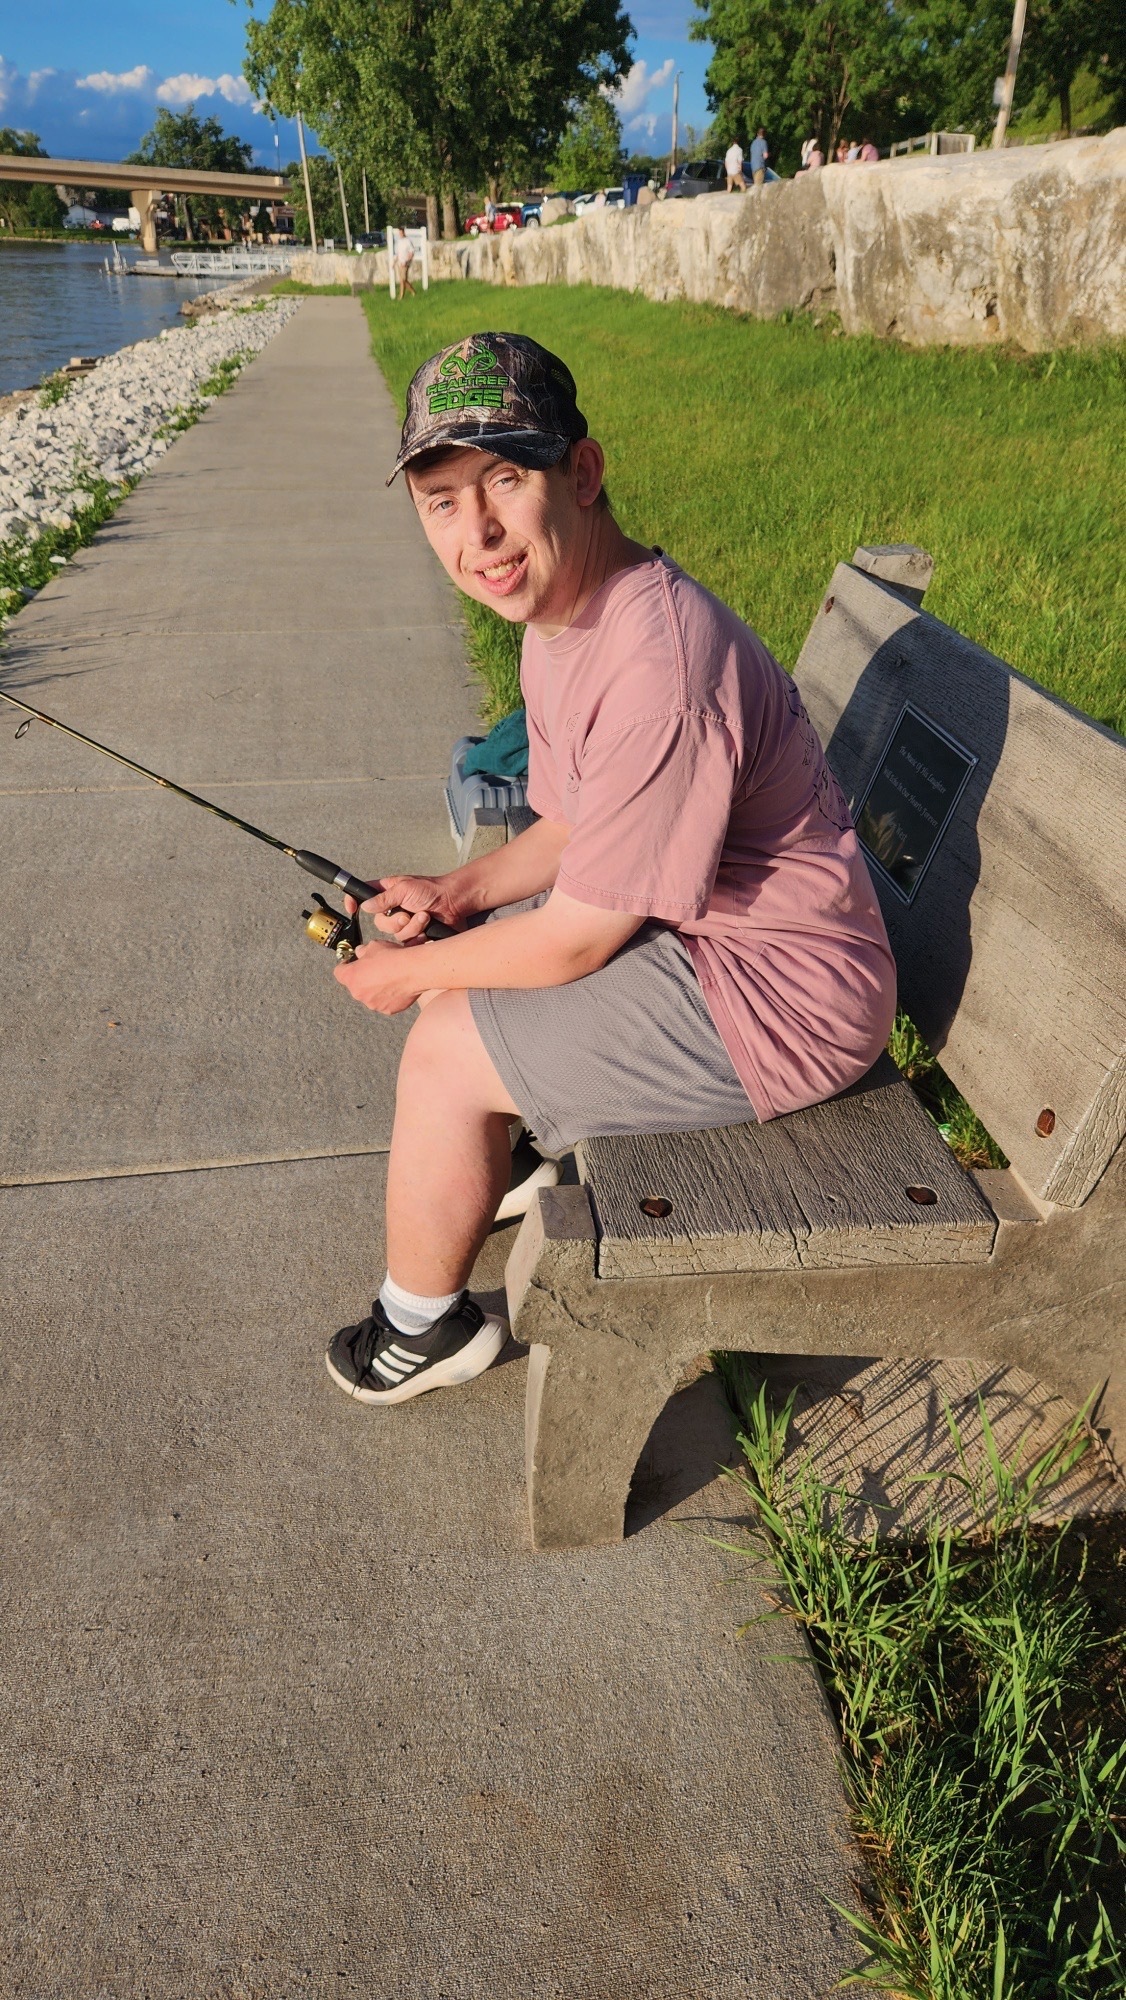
<box><xmin>468</xmin><ymin>912</ymin><xmax>756</xmax><ymax>1155</ymax></box>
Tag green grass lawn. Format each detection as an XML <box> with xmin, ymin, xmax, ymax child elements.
<box><xmin>364</xmin><ymin>282</ymin><xmax>1126</xmax><ymax>734</ymax></box>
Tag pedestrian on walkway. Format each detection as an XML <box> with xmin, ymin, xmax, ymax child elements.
<box><xmin>394</xmin><ymin>230</ymin><xmax>416</xmax><ymax>299</ymax></box>
<box><xmin>749</xmin><ymin>128</ymin><xmax>769</xmax><ymax>184</ymax></box>
<box><xmin>323</xmin><ymin>332</ymin><xmax>897</xmax><ymax>1408</ymax></box>
<box><xmin>724</xmin><ymin>139</ymin><xmax>746</xmax><ymax>191</ymax></box>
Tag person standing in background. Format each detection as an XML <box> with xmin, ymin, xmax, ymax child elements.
<box><xmin>749</xmin><ymin>129</ymin><xmax>769</xmax><ymax>185</ymax></box>
<box><xmin>725</xmin><ymin>139</ymin><xmax>747</xmax><ymax>190</ymax></box>
<box><xmin>860</xmin><ymin>138</ymin><xmax>879</xmax><ymax>162</ymax></box>
<box><xmin>395</xmin><ymin>230</ymin><xmax>417</xmax><ymax>299</ymax></box>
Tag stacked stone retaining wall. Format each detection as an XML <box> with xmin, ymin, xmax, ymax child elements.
<box><xmin>291</xmin><ymin>129</ymin><xmax>1126</xmax><ymax>352</ymax></box>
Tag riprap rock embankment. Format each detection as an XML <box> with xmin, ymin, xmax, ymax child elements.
<box><xmin>0</xmin><ymin>297</ymin><xmax>301</xmax><ymax>546</ymax></box>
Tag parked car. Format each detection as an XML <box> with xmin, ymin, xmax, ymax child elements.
<box><xmin>463</xmin><ymin>204</ymin><xmax>523</xmax><ymax>236</ymax></box>
<box><xmin>572</xmin><ymin>186</ymin><xmax>626</xmax><ymax>214</ymax></box>
<box><xmin>663</xmin><ymin>160</ymin><xmax>727</xmax><ymax>198</ymax></box>
<box><xmin>521</xmin><ymin>200</ymin><xmax>542</xmax><ymax>228</ymax></box>
<box><xmin>353</xmin><ymin>231</ymin><xmax>385</xmax><ymax>250</ymax></box>
<box><xmin>664</xmin><ymin>159</ymin><xmax>780</xmax><ymax>197</ymax></box>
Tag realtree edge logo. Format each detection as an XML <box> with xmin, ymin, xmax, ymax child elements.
<box><xmin>427</xmin><ymin>348</ymin><xmax>507</xmax><ymax>414</ymax></box>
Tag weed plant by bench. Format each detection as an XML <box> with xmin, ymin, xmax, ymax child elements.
<box><xmin>716</xmin><ymin>1358</ymin><xmax>1126</xmax><ymax>1999</ymax></box>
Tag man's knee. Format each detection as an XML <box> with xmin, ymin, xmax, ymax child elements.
<box><xmin>399</xmin><ymin>990</ymin><xmax>464</xmax><ymax>1091</ymax></box>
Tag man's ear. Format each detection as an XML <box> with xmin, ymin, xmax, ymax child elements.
<box><xmin>573</xmin><ymin>438</ymin><xmax>606</xmax><ymax>511</ymax></box>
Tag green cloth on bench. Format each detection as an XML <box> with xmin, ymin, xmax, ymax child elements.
<box><xmin>463</xmin><ymin>709</ymin><xmax>529</xmax><ymax>780</ymax></box>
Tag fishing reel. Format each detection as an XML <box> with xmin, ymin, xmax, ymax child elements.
<box><xmin>302</xmin><ymin>892</ymin><xmax>362</xmax><ymax>963</ymax></box>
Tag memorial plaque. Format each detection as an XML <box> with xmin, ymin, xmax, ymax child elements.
<box><xmin>854</xmin><ymin>703</ymin><xmax>977</xmax><ymax>903</ymax></box>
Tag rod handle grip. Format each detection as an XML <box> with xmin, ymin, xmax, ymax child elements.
<box><xmin>293</xmin><ymin>849</ymin><xmax>372</xmax><ymax>905</ymax></box>
<box><xmin>294</xmin><ymin>850</ymin><xmax>452</xmax><ymax>941</ymax></box>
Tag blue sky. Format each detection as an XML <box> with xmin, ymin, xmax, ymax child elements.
<box><xmin>0</xmin><ymin>0</ymin><xmax>714</xmax><ymax>170</ymax></box>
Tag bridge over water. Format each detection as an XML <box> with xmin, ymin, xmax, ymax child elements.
<box><xmin>0</xmin><ymin>153</ymin><xmax>289</xmax><ymax>253</ymax></box>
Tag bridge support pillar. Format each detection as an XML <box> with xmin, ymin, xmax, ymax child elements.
<box><xmin>131</xmin><ymin>188</ymin><xmax>160</xmax><ymax>256</ymax></box>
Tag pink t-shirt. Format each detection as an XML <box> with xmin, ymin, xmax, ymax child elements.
<box><xmin>521</xmin><ymin>554</ymin><xmax>897</xmax><ymax>1120</ymax></box>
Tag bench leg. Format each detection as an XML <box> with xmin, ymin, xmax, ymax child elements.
<box><xmin>524</xmin><ymin>1332</ymin><xmax>678</xmax><ymax>1549</ymax></box>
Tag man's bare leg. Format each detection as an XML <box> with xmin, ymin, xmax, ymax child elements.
<box><xmin>386</xmin><ymin>989</ymin><xmax>520</xmax><ymax>1295</ymax></box>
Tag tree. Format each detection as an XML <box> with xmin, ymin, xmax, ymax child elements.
<box><xmin>244</xmin><ymin>0</ymin><xmax>632</xmax><ymax>237</ymax></box>
<box><xmin>903</xmin><ymin>0</ymin><xmax>1023</xmax><ymax>139</ymax></box>
<box><xmin>547</xmin><ymin>94</ymin><xmax>624</xmax><ymax>189</ymax></box>
<box><xmin>1017</xmin><ymin>0</ymin><xmax>1126</xmax><ymax>133</ymax></box>
<box><xmin>127</xmin><ymin>107</ymin><xmax>254</xmax><ymax>240</ymax></box>
<box><xmin>691</xmin><ymin>0</ymin><xmax>926</xmax><ymax>166</ymax></box>
<box><xmin>0</xmin><ymin>131</ymin><xmax>66</xmax><ymax>233</ymax></box>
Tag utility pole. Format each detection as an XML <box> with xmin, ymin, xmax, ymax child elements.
<box><xmin>336</xmin><ymin>156</ymin><xmax>352</xmax><ymax>249</ymax></box>
<box><xmin>670</xmin><ymin>70</ymin><xmax>682</xmax><ymax>177</ymax></box>
<box><xmin>992</xmin><ymin>0</ymin><xmax>1028</xmax><ymax>148</ymax></box>
<box><xmin>362</xmin><ymin>169</ymin><xmax>370</xmax><ymax>235</ymax></box>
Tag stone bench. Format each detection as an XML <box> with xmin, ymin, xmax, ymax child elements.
<box><xmin>473</xmin><ymin>545</ymin><xmax>1125</xmax><ymax>1548</ymax></box>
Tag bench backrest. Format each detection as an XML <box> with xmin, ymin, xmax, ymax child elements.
<box><xmin>794</xmin><ymin>547</ymin><xmax>1126</xmax><ymax>1207</ymax></box>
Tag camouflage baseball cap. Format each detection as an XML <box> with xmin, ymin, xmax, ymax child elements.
<box><xmin>386</xmin><ymin>331</ymin><xmax>587</xmax><ymax>485</ymax></box>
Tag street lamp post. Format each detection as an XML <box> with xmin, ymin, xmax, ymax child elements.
<box><xmin>992</xmin><ymin>0</ymin><xmax>1028</xmax><ymax>148</ymax></box>
<box><xmin>669</xmin><ymin>70</ymin><xmax>683</xmax><ymax>179</ymax></box>
<box><xmin>295</xmin><ymin>95</ymin><xmax>318</xmax><ymax>252</ymax></box>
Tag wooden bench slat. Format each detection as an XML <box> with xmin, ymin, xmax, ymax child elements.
<box><xmin>578</xmin><ymin>1056</ymin><xmax>996</xmax><ymax>1278</ymax></box>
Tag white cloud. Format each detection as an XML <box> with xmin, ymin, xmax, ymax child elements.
<box><xmin>156</xmin><ymin>71</ymin><xmax>253</xmax><ymax>108</ymax></box>
<box><xmin>627</xmin><ymin>113</ymin><xmax>660</xmax><ymax>139</ymax></box>
<box><xmin>77</xmin><ymin>65</ymin><xmax>156</xmax><ymax>93</ymax></box>
<box><xmin>608</xmin><ymin>58</ymin><xmax>675</xmax><ymax>116</ymax></box>
<box><xmin>0</xmin><ymin>55</ymin><xmax>303</xmax><ymax>163</ymax></box>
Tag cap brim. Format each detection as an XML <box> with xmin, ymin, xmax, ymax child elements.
<box><xmin>386</xmin><ymin>425</ymin><xmax>573</xmax><ymax>486</ymax></box>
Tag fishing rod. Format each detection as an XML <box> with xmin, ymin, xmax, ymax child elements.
<box><xmin>0</xmin><ymin>686</ymin><xmax>430</xmax><ymax>963</ymax></box>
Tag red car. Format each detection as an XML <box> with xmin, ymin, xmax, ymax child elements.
<box><xmin>464</xmin><ymin>204</ymin><xmax>523</xmax><ymax>236</ymax></box>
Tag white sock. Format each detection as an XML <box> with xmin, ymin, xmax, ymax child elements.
<box><xmin>379</xmin><ymin>1273</ymin><xmax>461</xmax><ymax>1337</ymax></box>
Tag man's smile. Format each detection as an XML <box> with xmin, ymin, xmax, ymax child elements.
<box><xmin>474</xmin><ymin>550</ymin><xmax>529</xmax><ymax>597</ymax></box>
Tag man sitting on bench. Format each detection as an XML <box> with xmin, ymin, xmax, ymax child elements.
<box><xmin>325</xmin><ymin>331</ymin><xmax>897</xmax><ymax>1407</ymax></box>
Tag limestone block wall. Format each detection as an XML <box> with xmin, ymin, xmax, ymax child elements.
<box><xmin>818</xmin><ymin>130</ymin><xmax>1126</xmax><ymax>346</ymax></box>
<box><xmin>289</xmin><ymin>131</ymin><xmax>1126</xmax><ymax>352</ymax></box>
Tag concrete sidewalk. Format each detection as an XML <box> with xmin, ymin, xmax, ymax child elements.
<box><xmin>1</xmin><ymin>299</ymin><xmax>859</xmax><ymax>1998</ymax></box>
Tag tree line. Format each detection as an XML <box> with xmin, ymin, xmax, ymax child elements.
<box><xmin>691</xmin><ymin>0</ymin><xmax>1126</xmax><ymax>170</ymax></box>
<box><xmin>242</xmin><ymin>0</ymin><xmax>634</xmax><ymax>238</ymax></box>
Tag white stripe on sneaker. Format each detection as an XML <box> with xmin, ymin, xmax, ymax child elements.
<box><xmin>387</xmin><ymin>1344</ymin><xmax>424</xmax><ymax>1368</ymax></box>
<box><xmin>372</xmin><ymin>1355</ymin><xmax>408</xmax><ymax>1383</ymax></box>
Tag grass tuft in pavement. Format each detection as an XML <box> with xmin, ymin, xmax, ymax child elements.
<box><xmin>716</xmin><ymin>1359</ymin><xmax>1126</xmax><ymax>2000</ymax></box>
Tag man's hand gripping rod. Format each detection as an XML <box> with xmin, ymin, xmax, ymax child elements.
<box><xmin>0</xmin><ymin>688</ymin><xmax>437</xmax><ymax>962</ymax></box>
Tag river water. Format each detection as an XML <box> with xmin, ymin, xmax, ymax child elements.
<box><xmin>0</xmin><ymin>241</ymin><xmax>216</xmax><ymax>396</ymax></box>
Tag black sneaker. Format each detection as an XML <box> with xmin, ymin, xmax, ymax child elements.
<box><xmin>325</xmin><ymin>1293</ymin><xmax>507</xmax><ymax>1406</ymax></box>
